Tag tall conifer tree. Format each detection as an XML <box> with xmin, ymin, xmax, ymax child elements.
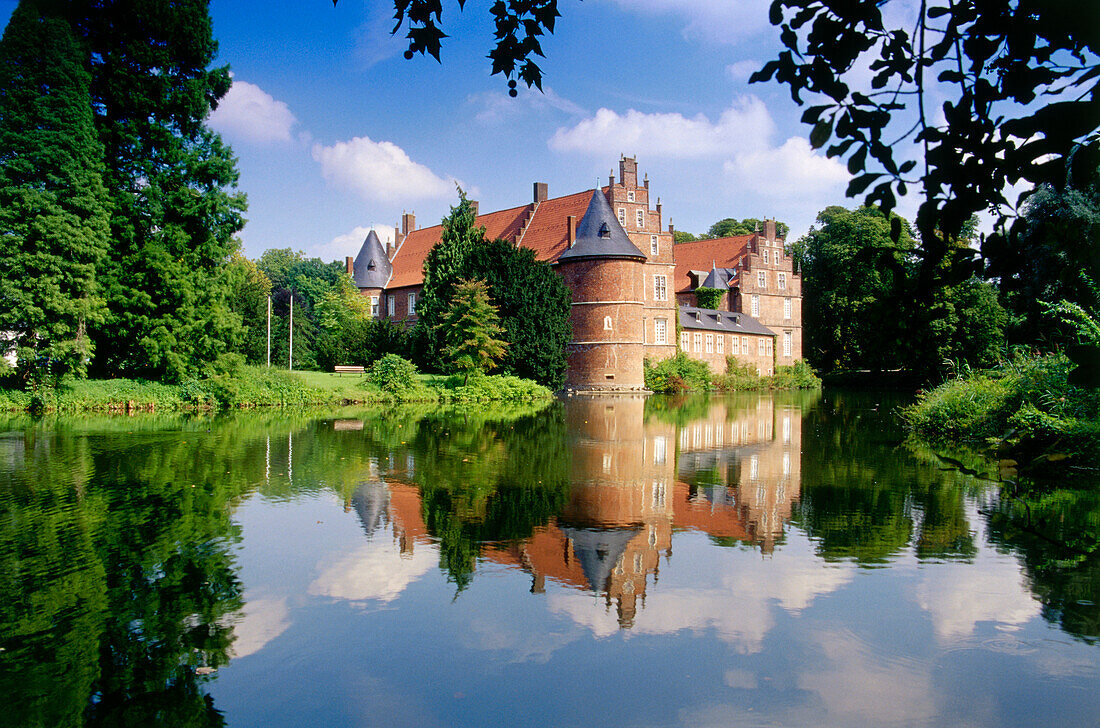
<box><xmin>72</xmin><ymin>0</ymin><xmax>247</xmax><ymax>380</ymax></box>
<box><xmin>0</xmin><ymin>0</ymin><xmax>111</xmax><ymax>379</ymax></box>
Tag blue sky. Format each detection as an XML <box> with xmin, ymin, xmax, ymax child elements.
<box><xmin>3</xmin><ymin>0</ymin><xmax>927</xmax><ymax>260</ymax></box>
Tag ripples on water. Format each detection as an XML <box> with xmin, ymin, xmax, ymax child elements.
<box><xmin>1</xmin><ymin>391</ymin><xmax>1098</xmax><ymax>728</ymax></box>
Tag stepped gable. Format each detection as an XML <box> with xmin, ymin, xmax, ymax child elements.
<box><xmin>352</xmin><ymin>230</ymin><xmax>393</xmax><ymax>288</ymax></box>
<box><xmin>673</xmin><ymin>235</ymin><xmax>753</xmax><ymax>293</ymax></box>
<box><xmin>556</xmin><ymin>189</ymin><xmax>647</xmax><ymax>263</ymax></box>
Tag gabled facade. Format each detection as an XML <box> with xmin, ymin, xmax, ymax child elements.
<box><xmin>346</xmin><ymin>157</ymin><xmax>802</xmax><ymax>388</ymax></box>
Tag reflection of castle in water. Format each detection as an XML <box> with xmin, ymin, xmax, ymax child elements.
<box><xmin>348</xmin><ymin>393</ymin><xmax>804</xmax><ymax>628</ymax></box>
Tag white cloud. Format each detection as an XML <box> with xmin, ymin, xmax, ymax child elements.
<box><xmin>309</xmin><ymin>539</ymin><xmax>437</xmax><ymax>603</ymax></box>
<box><xmin>230</xmin><ymin>595</ymin><xmax>291</xmax><ymax>659</ymax></box>
<box><xmin>605</xmin><ymin>0</ymin><xmax>773</xmax><ymax>44</ymax></box>
<box><xmin>549</xmin><ymin>96</ymin><xmax>774</xmax><ymax>158</ymax></box>
<box><xmin>209</xmin><ymin>79</ymin><xmax>297</xmax><ymax>145</ymax></box>
<box><xmin>313</xmin><ymin>224</ymin><xmax>397</xmax><ymax>263</ymax></box>
<box><xmin>312</xmin><ymin>136</ymin><xmax>457</xmax><ymax>203</ymax></box>
<box><xmin>723</xmin><ymin>137</ymin><xmax>849</xmax><ymax>198</ymax></box>
<box><xmin>725</xmin><ymin>60</ymin><xmax>763</xmax><ymax>83</ymax></box>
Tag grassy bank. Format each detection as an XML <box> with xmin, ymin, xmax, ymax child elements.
<box><xmin>0</xmin><ymin>363</ymin><xmax>552</xmax><ymax>413</ymax></box>
<box><xmin>901</xmin><ymin>353</ymin><xmax>1100</xmax><ymax>473</ymax></box>
<box><xmin>643</xmin><ymin>354</ymin><xmax>822</xmax><ymax>393</ymax></box>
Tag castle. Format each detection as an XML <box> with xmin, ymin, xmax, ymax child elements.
<box><xmin>346</xmin><ymin>157</ymin><xmax>802</xmax><ymax>390</ymax></box>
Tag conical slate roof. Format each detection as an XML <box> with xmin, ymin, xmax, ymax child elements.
<box><xmin>558</xmin><ymin>526</ymin><xmax>642</xmax><ymax>592</ymax></box>
<box><xmin>556</xmin><ymin>189</ymin><xmax>646</xmax><ymax>263</ymax></box>
<box><xmin>352</xmin><ymin>230</ymin><xmax>392</xmax><ymax>288</ymax></box>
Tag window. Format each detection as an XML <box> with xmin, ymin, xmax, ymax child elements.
<box><xmin>716</xmin><ymin>334</ymin><xmax>724</xmax><ymax>354</ymax></box>
<box><xmin>705</xmin><ymin>333</ymin><xmax>713</xmax><ymax>353</ymax></box>
<box><xmin>751</xmin><ymin>294</ymin><xmax>760</xmax><ymax>317</ymax></box>
<box><xmin>758</xmin><ymin>338</ymin><xmax>766</xmax><ymax>355</ymax></box>
<box><xmin>408</xmin><ymin>292</ymin><xmax>416</xmax><ymax>315</ymax></box>
<box><xmin>627</xmin><ymin>190</ymin><xmax>635</xmax><ymax>202</ymax></box>
<box><xmin>778</xmin><ymin>272</ymin><xmax>787</xmax><ymax>290</ymax></box>
<box><xmin>693</xmin><ymin>332</ymin><xmax>702</xmax><ymax>352</ymax></box>
<box><xmin>766</xmin><ymin>339</ymin><xmax>773</xmax><ymax>355</ymax></box>
<box><xmin>742</xmin><ymin>337</ymin><xmax>748</xmax><ymax>354</ymax></box>
<box><xmin>758</xmin><ymin>271</ymin><xmax>767</xmax><ymax>288</ymax></box>
<box><xmin>618</xmin><ymin>208</ymin><xmax>625</xmax><ymax>225</ymax></box>
<box><xmin>650</xmin><ymin>235</ymin><xmax>658</xmax><ymax>255</ymax></box>
<box><xmin>636</xmin><ymin>209</ymin><xmax>645</xmax><ymax>228</ymax></box>
<box><xmin>681</xmin><ymin>331</ymin><xmax>689</xmax><ymax>351</ymax></box>
<box><xmin>762</xmin><ymin>250</ymin><xmax>769</xmax><ymax>265</ymax></box>
<box><xmin>387</xmin><ymin>295</ymin><xmax>395</xmax><ymax>316</ymax></box>
<box><xmin>604</xmin><ymin>315</ymin><xmax>613</xmax><ymax>330</ymax></box>
<box><xmin>655</xmin><ymin>318</ymin><xmax>668</xmax><ymax>344</ymax></box>
<box><xmin>784</xmin><ymin>331</ymin><xmax>792</xmax><ymax>357</ymax></box>
<box><xmin>370</xmin><ymin>296</ymin><xmax>379</xmax><ymax>317</ymax></box>
<box><xmin>654</xmin><ymin>275</ymin><xmax>667</xmax><ymax>301</ymax></box>
<box><xmin>784</xmin><ymin>297</ymin><xmax>792</xmax><ymax>320</ymax></box>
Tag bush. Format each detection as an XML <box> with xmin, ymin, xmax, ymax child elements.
<box><xmin>902</xmin><ymin>352</ymin><xmax>1100</xmax><ymax>464</ymax></box>
<box><xmin>368</xmin><ymin>354</ymin><xmax>420</xmax><ymax>393</ymax></box>
<box><xmin>714</xmin><ymin>358</ymin><xmax>765</xmax><ymax>391</ymax></box>
<box><xmin>436</xmin><ymin>372</ymin><xmax>552</xmax><ymax>402</ymax></box>
<box><xmin>771</xmin><ymin>360</ymin><xmax>823</xmax><ymax>389</ymax></box>
<box><xmin>644</xmin><ymin>354</ymin><xmax>712</xmax><ymax>393</ymax></box>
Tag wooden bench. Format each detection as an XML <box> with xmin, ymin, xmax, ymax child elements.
<box><xmin>333</xmin><ymin>365</ymin><xmax>366</xmax><ymax>376</ymax></box>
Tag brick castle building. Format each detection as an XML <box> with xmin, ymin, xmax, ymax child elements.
<box><xmin>346</xmin><ymin>157</ymin><xmax>802</xmax><ymax>388</ymax></box>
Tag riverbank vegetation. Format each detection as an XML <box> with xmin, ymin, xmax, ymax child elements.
<box><xmin>643</xmin><ymin>354</ymin><xmax>821</xmax><ymax>394</ymax></box>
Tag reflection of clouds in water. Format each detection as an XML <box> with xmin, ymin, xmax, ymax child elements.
<box><xmin>547</xmin><ymin>533</ymin><xmax>854</xmax><ymax>652</ymax></box>
<box><xmin>460</xmin><ymin>618</ymin><xmax>580</xmax><ymax>664</ymax></box>
<box><xmin>230</xmin><ymin>595</ymin><xmax>291</xmax><ymax>659</ymax></box>
<box><xmin>309</xmin><ymin>539</ymin><xmax>436</xmax><ymax>603</ymax></box>
<box><xmin>914</xmin><ymin>502</ymin><xmax>1039</xmax><ymax>641</ymax></box>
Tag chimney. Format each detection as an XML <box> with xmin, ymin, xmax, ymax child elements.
<box><xmin>567</xmin><ymin>215</ymin><xmax>576</xmax><ymax>246</ymax></box>
<box><xmin>656</xmin><ymin>197</ymin><xmax>662</xmax><ymax>216</ymax></box>
<box><xmin>609</xmin><ymin>169</ymin><xmax>615</xmax><ymax>188</ymax></box>
<box><xmin>619</xmin><ymin>156</ymin><xmax>638</xmax><ymax>188</ymax></box>
<box><xmin>644</xmin><ymin>172</ymin><xmax>649</xmax><ymax>190</ymax></box>
<box><xmin>386</xmin><ymin>237</ymin><xmax>395</xmax><ymax>260</ymax></box>
<box><xmin>345</xmin><ymin>256</ymin><xmax>354</xmax><ymax>277</ymax></box>
<box><xmin>533</xmin><ymin>182</ymin><xmax>548</xmax><ymax>203</ymax></box>
<box><xmin>765</xmin><ymin>219</ymin><xmax>776</xmax><ymax>242</ymax></box>
<box><xmin>469</xmin><ymin>200</ymin><xmax>479</xmax><ymax>217</ymax></box>
<box><xmin>402</xmin><ymin>212</ymin><xmax>416</xmax><ymax>236</ymax></box>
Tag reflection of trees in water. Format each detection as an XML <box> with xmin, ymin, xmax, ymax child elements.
<box><xmin>0</xmin><ymin>425</ymin><xmax>251</xmax><ymax>728</ymax></box>
<box><xmin>409</xmin><ymin>404</ymin><xmax>572</xmax><ymax>589</ymax></box>
<box><xmin>985</xmin><ymin>486</ymin><xmax>1100</xmax><ymax>644</ymax></box>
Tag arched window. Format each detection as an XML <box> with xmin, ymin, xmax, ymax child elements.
<box><xmin>603</xmin><ymin>315</ymin><xmax>613</xmax><ymax>330</ymax></box>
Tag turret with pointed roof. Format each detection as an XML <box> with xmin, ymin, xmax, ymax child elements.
<box><xmin>555</xmin><ymin>189</ymin><xmax>648</xmax><ymax>390</ymax></box>
<box><xmin>351</xmin><ymin>230</ymin><xmax>392</xmax><ymax>290</ymax></box>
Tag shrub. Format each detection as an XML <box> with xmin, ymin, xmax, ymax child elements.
<box><xmin>644</xmin><ymin>354</ymin><xmax>712</xmax><ymax>393</ymax></box>
<box><xmin>369</xmin><ymin>354</ymin><xmax>419</xmax><ymax>393</ymax></box>
<box><xmin>714</xmin><ymin>358</ymin><xmax>765</xmax><ymax>391</ymax></box>
<box><xmin>771</xmin><ymin>360</ymin><xmax>822</xmax><ymax>389</ymax></box>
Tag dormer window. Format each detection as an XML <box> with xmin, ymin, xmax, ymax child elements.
<box><xmin>367</xmin><ymin>258</ymin><xmax>376</xmax><ymax>270</ymax></box>
<box><xmin>598</xmin><ymin>222</ymin><xmax>611</xmax><ymax>238</ymax></box>
<box><xmin>627</xmin><ymin>190</ymin><xmax>635</xmax><ymax>202</ymax></box>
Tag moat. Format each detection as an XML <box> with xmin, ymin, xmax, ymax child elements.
<box><xmin>2</xmin><ymin>390</ymin><xmax>1098</xmax><ymax>727</ymax></box>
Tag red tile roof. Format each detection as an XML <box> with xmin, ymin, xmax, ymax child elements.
<box><xmin>386</xmin><ymin>190</ymin><xmax>596</xmax><ymax>289</ymax></box>
<box><xmin>673</xmin><ymin>235</ymin><xmax>753</xmax><ymax>293</ymax></box>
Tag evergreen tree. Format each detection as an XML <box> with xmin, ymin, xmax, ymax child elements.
<box><xmin>72</xmin><ymin>0</ymin><xmax>247</xmax><ymax>380</ymax></box>
<box><xmin>442</xmin><ymin>279</ymin><xmax>508</xmax><ymax>384</ymax></box>
<box><xmin>0</xmin><ymin>0</ymin><xmax>111</xmax><ymax>380</ymax></box>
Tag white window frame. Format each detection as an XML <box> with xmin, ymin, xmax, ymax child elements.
<box><xmin>636</xmin><ymin>209</ymin><xmax>645</xmax><ymax>229</ymax></box>
<box><xmin>758</xmin><ymin>271</ymin><xmax>767</xmax><ymax>288</ymax></box>
<box><xmin>783</xmin><ymin>331</ymin><xmax>792</xmax><ymax>357</ymax></box>
<box><xmin>742</xmin><ymin>337</ymin><xmax>749</xmax><ymax>354</ymax></box>
<box><xmin>693</xmin><ymin>332</ymin><xmax>702</xmax><ymax>352</ymax></box>
<box><xmin>766</xmin><ymin>339</ymin><xmax>773</xmax><ymax>355</ymax></box>
<box><xmin>758</xmin><ymin>338</ymin><xmax>766</xmax><ymax>355</ymax></box>
<box><xmin>370</xmin><ymin>296</ymin><xmax>379</xmax><ymax>317</ymax></box>
<box><xmin>408</xmin><ymin>292</ymin><xmax>416</xmax><ymax>315</ymax></box>
<box><xmin>716</xmin><ymin>334</ymin><xmax>724</xmax><ymax>354</ymax></box>
<box><xmin>762</xmin><ymin>250</ymin><xmax>769</xmax><ymax>265</ymax></box>
<box><xmin>387</xmin><ymin>295</ymin><xmax>395</xmax><ymax>317</ymax></box>
<box><xmin>655</xmin><ymin>318</ymin><xmax>668</xmax><ymax>344</ymax></box>
<box><xmin>751</xmin><ymin>294</ymin><xmax>760</xmax><ymax>317</ymax></box>
<box><xmin>654</xmin><ymin>275</ymin><xmax>667</xmax><ymax>301</ymax></box>
<box><xmin>650</xmin><ymin>235</ymin><xmax>658</xmax><ymax>255</ymax></box>
<box><xmin>604</xmin><ymin>315</ymin><xmax>613</xmax><ymax>330</ymax></box>
<box><xmin>627</xmin><ymin>190</ymin><xmax>635</xmax><ymax>202</ymax></box>
<box><xmin>681</xmin><ymin>331</ymin><xmax>690</xmax><ymax>351</ymax></box>
<box><xmin>618</xmin><ymin>208</ymin><xmax>625</xmax><ymax>225</ymax></box>
<box><xmin>705</xmin><ymin>333</ymin><xmax>713</xmax><ymax>353</ymax></box>
<box><xmin>784</xmin><ymin>297</ymin><xmax>792</xmax><ymax>320</ymax></box>
<box><xmin>778</xmin><ymin>272</ymin><xmax>787</xmax><ymax>290</ymax></box>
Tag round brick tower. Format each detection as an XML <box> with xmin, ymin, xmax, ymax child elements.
<box><xmin>555</xmin><ymin>190</ymin><xmax>648</xmax><ymax>391</ymax></box>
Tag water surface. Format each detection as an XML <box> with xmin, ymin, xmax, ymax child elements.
<box><xmin>2</xmin><ymin>391</ymin><xmax>1098</xmax><ymax>727</ymax></box>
